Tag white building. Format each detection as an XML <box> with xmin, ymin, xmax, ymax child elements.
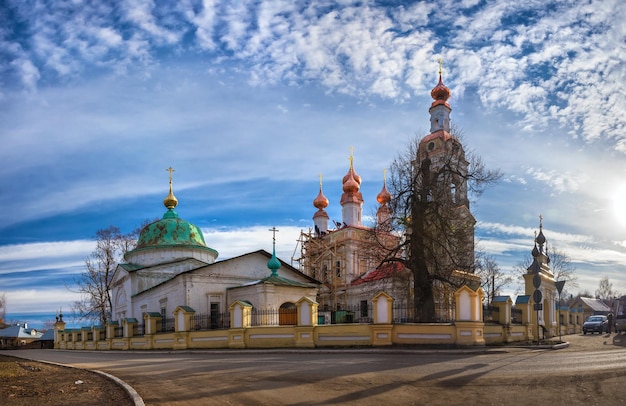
<box><xmin>110</xmin><ymin>173</ymin><xmax>319</xmax><ymax>324</ymax></box>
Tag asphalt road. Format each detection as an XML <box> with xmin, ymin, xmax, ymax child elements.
<box><xmin>7</xmin><ymin>333</ymin><xmax>626</xmax><ymax>405</ymax></box>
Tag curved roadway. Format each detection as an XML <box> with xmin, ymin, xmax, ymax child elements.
<box><xmin>10</xmin><ymin>333</ymin><xmax>626</xmax><ymax>405</ymax></box>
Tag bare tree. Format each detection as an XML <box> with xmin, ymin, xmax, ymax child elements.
<box><xmin>380</xmin><ymin>132</ymin><xmax>501</xmax><ymax>322</ymax></box>
<box><xmin>596</xmin><ymin>276</ymin><xmax>614</xmax><ymax>301</ymax></box>
<box><xmin>69</xmin><ymin>225</ymin><xmax>145</xmax><ymax>326</ymax></box>
<box><xmin>475</xmin><ymin>253</ymin><xmax>513</xmax><ymax>303</ymax></box>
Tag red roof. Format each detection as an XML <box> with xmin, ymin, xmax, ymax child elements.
<box><xmin>351</xmin><ymin>262</ymin><xmax>406</xmax><ymax>286</ymax></box>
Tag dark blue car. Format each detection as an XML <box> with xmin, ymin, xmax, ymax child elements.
<box><xmin>583</xmin><ymin>315</ymin><xmax>608</xmax><ymax>334</ymax></box>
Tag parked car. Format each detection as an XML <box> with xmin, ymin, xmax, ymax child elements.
<box><xmin>583</xmin><ymin>315</ymin><xmax>609</xmax><ymax>334</ymax></box>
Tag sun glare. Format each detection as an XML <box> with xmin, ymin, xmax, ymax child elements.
<box><xmin>613</xmin><ymin>184</ymin><xmax>626</xmax><ymax>226</ymax></box>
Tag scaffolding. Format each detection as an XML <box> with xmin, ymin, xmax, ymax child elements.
<box><xmin>292</xmin><ymin>226</ymin><xmax>404</xmax><ymax>311</ymax></box>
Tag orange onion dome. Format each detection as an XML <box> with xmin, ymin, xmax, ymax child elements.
<box><xmin>430</xmin><ymin>74</ymin><xmax>451</xmax><ymax>102</ymax></box>
<box><xmin>342</xmin><ymin>170</ymin><xmax>359</xmax><ymax>193</ymax></box>
<box><xmin>342</xmin><ymin>165</ymin><xmax>361</xmax><ymax>185</ymax></box>
<box><xmin>377</xmin><ymin>182</ymin><xmax>392</xmax><ymax>205</ymax></box>
<box><xmin>313</xmin><ymin>187</ymin><xmax>329</xmax><ymax>209</ymax></box>
<box><xmin>342</xmin><ymin>152</ymin><xmax>362</xmax><ymax>185</ymax></box>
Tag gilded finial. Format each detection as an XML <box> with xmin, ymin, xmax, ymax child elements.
<box><xmin>319</xmin><ymin>173</ymin><xmax>323</xmax><ymax>188</ymax></box>
<box><xmin>163</xmin><ymin>166</ymin><xmax>178</xmax><ymax>209</ymax></box>
<box><xmin>438</xmin><ymin>57</ymin><xmax>443</xmax><ymax>76</ymax></box>
<box><xmin>349</xmin><ymin>146</ymin><xmax>354</xmax><ymax>168</ymax></box>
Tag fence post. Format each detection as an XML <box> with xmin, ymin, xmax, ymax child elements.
<box><xmin>372</xmin><ymin>292</ymin><xmax>393</xmax><ymax>324</ymax></box>
<box><xmin>454</xmin><ymin>285</ymin><xmax>486</xmax><ymax>346</ymax></box>
<box><xmin>142</xmin><ymin>312</ymin><xmax>161</xmax><ymax>350</ymax></box>
<box><xmin>173</xmin><ymin>306</ymin><xmax>196</xmax><ymax>332</ymax></box>
<box><xmin>123</xmin><ymin>318</ymin><xmax>137</xmax><ymax>338</ymax></box>
<box><xmin>296</xmin><ymin>297</ymin><xmax>318</xmax><ymax>326</ymax></box>
<box><xmin>492</xmin><ymin>296</ymin><xmax>513</xmax><ymax>325</ymax></box>
<box><xmin>295</xmin><ymin>297</ymin><xmax>317</xmax><ymax>348</ymax></box>
<box><xmin>172</xmin><ymin>306</ymin><xmax>195</xmax><ymax>350</ymax></box>
<box><xmin>106</xmin><ymin>321</ymin><xmax>117</xmax><ymax>340</ymax></box>
<box><xmin>229</xmin><ymin>300</ymin><xmax>252</xmax><ymax>348</ymax></box>
<box><xmin>371</xmin><ymin>292</ymin><xmax>394</xmax><ymax>346</ymax></box>
<box><xmin>514</xmin><ymin>295</ymin><xmax>534</xmax><ymax>341</ymax></box>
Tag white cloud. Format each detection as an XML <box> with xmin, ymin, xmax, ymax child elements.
<box><xmin>0</xmin><ymin>240</ymin><xmax>93</xmax><ymax>263</ymax></box>
<box><xmin>525</xmin><ymin>168</ymin><xmax>584</xmax><ymax>194</ymax></box>
<box><xmin>203</xmin><ymin>225</ymin><xmax>304</xmax><ymax>264</ymax></box>
<box><xmin>5</xmin><ymin>288</ymin><xmax>82</xmax><ymax>314</ymax></box>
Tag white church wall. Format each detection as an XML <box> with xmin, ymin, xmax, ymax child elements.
<box><xmin>114</xmin><ymin>250</ymin><xmax>317</xmax><ymax>324</ymax></box>
<box><xmin>228</xmin><ymin>285</ymin><xmax>318</xmax><ymax>310</ymax></box>
<box><xmin>125</xmin><ymin>246</ymin><xmax>217</xmax><ymax>267</ymax></box>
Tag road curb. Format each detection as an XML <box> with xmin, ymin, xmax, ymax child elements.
<box><xmin>11</xmin><ymin>356</ymin><xmax>145</xmax><ymax>406</ymax></box>
<box><xmin>91</xmin><ymin>369</ymin><xmax>145</xmax><ymax>406</ymax></box>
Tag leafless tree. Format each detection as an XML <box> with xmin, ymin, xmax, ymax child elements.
<box><xmin>475</xmin><ymin>253</ymin><xmax>513</xmax><ymax>303</ymax></box>
<box><xmin>377</xmin><ymin>132</ymin><xmax>501</xmax><ymax>322</ymax></box>
<box><xmin>596</xmin><ymin>276</ymin><xmax>615</xmax><ymax>301</ymax></box>
<box><xmin>69</xmin><ymin>223</ymin><xmax>147</xmax><ymax>326</ymax></box>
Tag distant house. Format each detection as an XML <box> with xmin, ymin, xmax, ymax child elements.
<box><xmin>570</xmin><ymin>296</ymin><xmax>611</xmax><ymax>321</ymax></box>
<box><xmin>38</xmin><ymin>329</ymin><xmax>55</xmax><ymax>349</ymax></box>
<box><xmin>0</xmin><ymin>323</ymin><xmax>44</xmax><ymax>348</ymax></box>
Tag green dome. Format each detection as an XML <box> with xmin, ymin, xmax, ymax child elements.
<box><xmin>135</xmin><ymin>208</ymin><xmax>208</xmax><ymax>250</ymax></box>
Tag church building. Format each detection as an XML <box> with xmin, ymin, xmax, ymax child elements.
<box><xmin>110</xmin><ymin>67</ymin><xmax>480</xmax><ymax>326</ymax></box>
<box><xmin>110</xmin><ymin>170</ymin><xmax>319</xmax><ymax>325</ymax></box>
<box><xmin>295</xmin><ymin>67</ymin><xmax>479</xmax><ymax>319</ymax></box>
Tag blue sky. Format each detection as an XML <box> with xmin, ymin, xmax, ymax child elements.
<box><xmin>1</xmin><ymin>0</ymin><xmax>626</xmax><ymax>329</ymax></box>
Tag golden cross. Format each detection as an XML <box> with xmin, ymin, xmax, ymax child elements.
<box><xmin>166</xmin><ymin>167</ymin><xmax>175</xmax><ymax>183</ymax></box>
<box><xmin>349</xmin><ymin>146</ymin><xmax>354</xmax><ymax>167</ymax></box>
<box><xmin>539</xmin><ymin>214</ymin><xmax>543</xmax><ymax>228</ymax></box>
<box><xmin>438</xmin><ymin>58</ymin><xmax>443</xmax><ymax>76</ymax></box>
<box><xmin>383</xmin><ymin>168</ymin><xmax>387</xmax><ymax>182</ymax></box>
<box><xmin>319</xmin><ymin>173</ymin><xmax>323</xmax><ymax>187</ymax></box>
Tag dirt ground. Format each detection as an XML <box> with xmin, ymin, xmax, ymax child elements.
<box><xmin>0</xmin><ymin>354</ymin><xmax>134</xmax><ymax>406</ymax></box>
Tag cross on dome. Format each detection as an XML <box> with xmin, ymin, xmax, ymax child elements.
<box><xmin>267</xmin><ymin>227</ymin><xmax>281</xmax><ymax>275</ymax></box>
<box><xmin>163</xmin><ymin>166</ymin><xmax>178</xmax><ymax>210</ymax></box>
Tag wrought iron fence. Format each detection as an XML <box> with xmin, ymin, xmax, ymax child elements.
<box><xmin>250</xmin><ymin>308</ymin><xmax>298</xmax><ymax>326</ymax></box>
<box><xmin>483</xmin><ymin>305</ymin><xmax>499</xmax><ymax>322</ymax></box>
<box><xmin>512</xmin><ymin>307</ymin><xmax>523</xmax><ymax>324</ymax></box>
<box><xmin>191</xmin><ymin>312</ymin><xmax>231</xmax><ymax>331</ymax></box>
<box><xmin>134</xmin><ymin>323</ymin><xmax>145</xmax><ymax>336</ymax></box>
<box><xmin>317</xmin><ymin>303</ymin><xmax>373</xmax><ymax>324</ymax></box>
<box><xmin>392</xmin><ymin>302</ymin><xmax>455</xmax><ymax>323</ymax></box>
<box><xmin>157</xmin><ymin>318</ymin><xmax>175</xmax><ymax>333</ymax></box>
